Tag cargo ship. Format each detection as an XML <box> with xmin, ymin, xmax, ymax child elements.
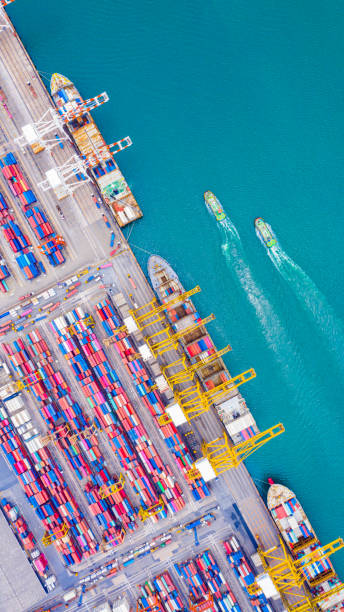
<box><xmin>148</xmin><ymin>255</ymin><xmax>259</xmax><ymax>444</ymax></box>
<box><xmin>204</xmin><ymin>191</ymin><xmax>226</xmax><ymax>222</ymax></box>
<box><xmin>268</xmin><ymin>482</ymin><xmax>344</xmax><ymax>608</ymax></box>
<box><xmin>254</xmin><ymin>218</ymin><xmax>277</xmax><ymax>248</ymax></box>
<box><xmin>50</xmin><ymin>73</ymin><xmax>142</xmax><ymax>227</ymax></box>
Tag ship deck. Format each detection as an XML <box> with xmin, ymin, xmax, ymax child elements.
<box><xmin>148</xmin><ymin>254</ymin><xmax>259</xmax><ymax>436</ymax></box>
<box><xmin>51</xmin><ymin>77</ymin><xmax>143</xmax><ymax>227</ymax></box>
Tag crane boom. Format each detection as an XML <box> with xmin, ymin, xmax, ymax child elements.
<box><xmin>132</xmin><ymin>286</ymin><xmax>201</xmax><ymax>326</ymax></box>
<box><xmin>57</xmin><ymin>92</ymin><xmax>109</xmax><ymax>122</ymax></box>
<box><xmin>167</xmin><ymin>345</ymin><xmax>232</xmax><ymax>385</ymax></box>
<box><xmin>201</xmin><ymin>424</ymin><xmax>285</xmax><ymax>474</ymax></box>
<box><xmin>174</xmin><ymin>369</ymin><xmax>256</xmax><ymax>420</ymax></box>
<box><xmin>148</xmin><ymin>314</ymin><xmax>215</xmax><ymax>356</ymax></box>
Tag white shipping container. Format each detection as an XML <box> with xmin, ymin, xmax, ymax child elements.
<box><xmin>53</xmin><ymin>317</ymin><xmax>64</xmax><ymax>330</ymax></box>
<box><xmin>22</xmin><ymin>429</ymin><xmax>37</xmax><ymax>440</ymax></box>
<box><xmin>118</xmin><ymin>211</ymin><xmax>127</xmax><ymax>225</ymax></box>
<box><xmin>26</xmin><ymin>438</ymin><xmax>43</xmax><ymax>453</ymax></box>
<box><xmin>6</xmin><ymin>396</ymin><xmax>24</xmax><ymax>412</ymax></box>
<box><xmin>125</xmin><ymin>206</ymin><xmax>136</xmax><ymax>220</ymax></box>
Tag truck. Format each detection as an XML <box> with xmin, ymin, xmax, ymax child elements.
<box><xmin>63</xmin><ymin>588</ymin><xmax>77</xmax><ymax>603</ymax></box>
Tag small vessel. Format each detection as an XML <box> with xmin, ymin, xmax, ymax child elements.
<box><xmin>254</xmin><ymin>217</ymin><xmax>277</xmax><ymax>248</ymax></box>
<box><xmin>204</xmin><ymin>191</ymin><xmax>226</xmax><ymax>222</ymax></box>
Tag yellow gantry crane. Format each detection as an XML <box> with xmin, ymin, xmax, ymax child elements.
<box><xmin>40</xmin><ymin>423</ymin><xmax>70</xmax><ymax>446</ymax></box>
<box><xmin>68</xmin><ymin>314</ymin><xmax>95</xmax><ymax>335</ymax></box>
<box><xmin>99</xmin><ymin>473</ymin><xmax>125</xmax><ymax>500</ymax></box>
<box><xmin>165</xmin><ymin>345</ymin><xmax>232</xmax><ymax>386</ymax></box>
<box><xmin>187</xmin><ymin>425</ymin><xmax>285</xmax><ymax>480</ymax></box>
<box><xmin>82</xmin><ymin>314</ymin><xmax>95</xmax><ymax>328</ymax></box>
<box><xmin>249</xmin><ymin>536</ymin><xmax>344</xmax><ymax>612</ymax></box>
<box><xmin>173</xmin><ymin>369</ymin><xmax>256</xmax><ymax>421</ymax></box>
<box><xmin>40</xmin><ymin>423</ymin><xmax>98</xmax><ymax>447</ymax></box>
<box><xmin>100</xmin><ymin>526</ymin><xmax>126</xmax><ymax>551</ymax></box>
<box><xmin>130</xmin><ymin>286</ymin><xmax>201</xmax><ymax>330</ymax></box>
<box><xmin>16</xmin><ymin>371</ymin><xmax>42</xmax><ymax>392</ymax></box>
<box><xmin>147</xmin><ymin>314</ymin><xmax>216</xmax><ymax>357</ymax></box>
<box><xmin>42</xmin><ymin>523</ymin><xmax>69</xmax><ymax>546</ymax></box>
<box><xmin>103</xmin><ymin>322</ymin><xmax>130</xmax><ymax>347</ymax></box>
<box><xmin>68</xmin><ymin>423</ymin><xmax>98</xmax><ymax>445</ymax></box>
<box><xmin>136</xmin><ymin>595</ymin><xmax>164</xmax><ymax>612</ymax></box>
<box><xmin>138</xmin><ymin>497</ymin><xmax>165</xmax><ymax>522</ymax></box>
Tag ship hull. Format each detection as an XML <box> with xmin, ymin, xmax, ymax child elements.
<box><xmin>268</xmin><ymin>483</ymin><xmax>339</xmax><ymax>594</ymax></box>
<box><xmin>49</xmin><ymin>73</ymin><xmax>142</xmax><ymax>227</ymax></box>
<box><xmin>204</xmin><ymin>191</ymin><xmax>226</xmax><ymax>222</ymax></box>
<box><xmin>254</xmin><ymin>217</ymin><xmax>277</xmax><ymax>248</ymax></box>
<box><xmin>148</xmin><ymin>255</ymin><xmax>259</xmax><ymax>444</ymax></box>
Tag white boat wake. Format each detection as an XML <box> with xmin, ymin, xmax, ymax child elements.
<box><xmin>220</xmin><ymin>218</ymin><xmax>307</xmax><ymax>385</ymax></box>
<box><xmin>268</xmin><ymin>241</ymin><xmax>344</xmax><ymax>366</ymax></box>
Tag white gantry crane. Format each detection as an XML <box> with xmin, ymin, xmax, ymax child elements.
<box><xmin>38</xmin><ymin>155</ymin><xmax>92</xmax><ymax>200</ymax></box>
<box><xmin>14</xmin><ymin>108</ymin><xmax>68</xmax><ymax>153</ymax></box>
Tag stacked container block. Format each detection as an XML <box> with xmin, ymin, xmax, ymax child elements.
<box><xmin>26</xmin><ymin>329</ymin><xmax>137</xmax><ymax>537</ymax></box>
<box><xmin>223</xmin><ymin>537</ymin><xmax>272</xmax><ymax>612</ymax></box>
<box><xmin>0</xmin><ymin>188</ymin><xmax>43</xmax><ymax>279</ymax></box>
<box><xmin>0</xmin><ymin>153</ymin><xmax>65</xmax><ymax>267</ymax></box>
<box><xmin>16</xmin><ymin>249</ymin><xmax>43</xmax><ymax>280</ymax></box>
<box><xmin>270</xmin><ymin>496</ymin><xmax>314</xmax><ymax>550</ymax></box>
<box><xmin>175</xmin><ymin>550</ymin><xmax>241</xmax><ymax>611</ymax></box>
<box><xmin>297</xmin><ymin>545</ymin><xmax>334</xmax><ymax>586</ymax></box>
<box><xmin>1</xmin><ymin>498</ymin><xmax>50</xmax><ymax>579</ymax></box>
<box><xmin>139</xmin><ymin>571</ymin><xmax>185</xmax><ymax>611</ymax></box>
<box><xmin>39</xmin><ymin>234</ymin><xmax>65</xmax><ymax>266</ymax></box>
<box><xmin>3</xmin><ymin>332</ymin><xmax>136</xmax><ymax>543</ymax></box>
<box><xmin>25</xmin><ymin>206</ymin><xmax>53</xmax><ymax>240</ymax></box>
<box><xmin>0</xmin><ymin>246</ymin><xmax>10</xmax><ymax>292</ymax></box>
<box><xmin>160</xmin><ymin>287</ymin><xmax>229</xmax><ymax>390</ymax></box>
<box><xmin>0</xmin><ymin>398</ymin><xmax>91</xmax><ymax>564</ymax></box>
<box><xmin>50</xmin><ymin>308</ymin><xmax>185</xmax><ymax>520</ymax></box>
<box><xmin>0</xmin><ymin>153</ymin><xmax>35</xmax><ymax>204</ymax></box>
<box><xmin>269</xmin><ymin>496</ymin><xmax>342</xmax><ymax>594</ymax></box>
<box><xmin>0</xmin><ymin>195</ymin><xmax>11</xmax><ymax>290</ymax></box>
<box><xmin>95</xmin><ymin>298</ymin><xmax>210</xmax><ymax>502</ymax></box>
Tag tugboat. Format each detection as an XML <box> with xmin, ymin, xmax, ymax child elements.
<box><xmin>254</xmin><ymin>217</ymin><xmax>277</xmax><ymax>248</ymax></box>
<box><xmin>204</xmin><ymin>191</ymin><xmax>226</xmax><ymax>222</ymax></box>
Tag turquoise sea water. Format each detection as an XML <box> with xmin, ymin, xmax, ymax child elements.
<box><xmin>8</xmin><ymin>0</ymin><xmax>344</xmax><ymax>573</ymax></box>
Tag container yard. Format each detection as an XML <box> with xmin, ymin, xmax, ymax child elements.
<box><xmin>0</xmin><ymin>497</ymin><xmax>57</xmax><ymax>591</ymax></box>
<box><xmin>223</xmin><ymin>535</ymin><xmax>273</xmax><ymax>612</ymax></box>
<box><xmin>175</xmin><ymin>549</ymin><xmax>241</xmax><ymax>611</ymax></box>
<box><xmin>138</xmin><ymin>571</ymin><xmax>185</xmax><ymax>611</ymax></box>
<box><xmin>0</xmin><ymin>5</ymin><xmax>343</xmax><ymax>612</ymax></box>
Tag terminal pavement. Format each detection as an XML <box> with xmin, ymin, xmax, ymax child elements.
<box><xmin>29</xmin><ymin>505</ymin><xmax>266</xmax><ymax>612</ymax></box>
